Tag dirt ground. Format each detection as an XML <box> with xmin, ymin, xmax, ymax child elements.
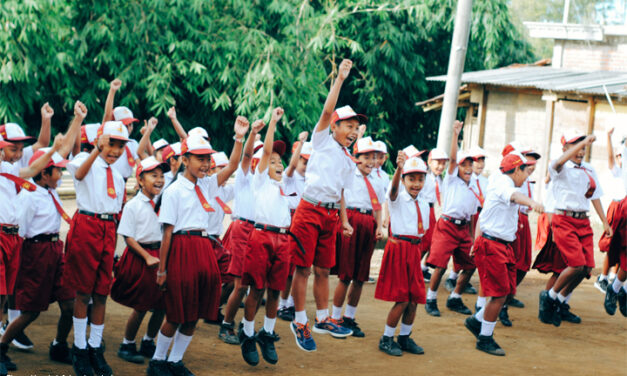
<box><xmin>7</xmin><ymin>199</ymin><xmax>627</xmax><ymax>376</ymax></box>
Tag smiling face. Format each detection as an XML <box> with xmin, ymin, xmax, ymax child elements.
<box><xmin>100</xmin><ymin>139</ymin><xmax>126</xmax><ymax>165</ymax></box>
<box><xmin>458</xmin><ymin>158</ymin><xmax>474</xmax><ymax>183</ymax></box>
<box><xmin>139</xmin><ymin>167</ymin><xmax>165</xmax><ymax>199</ymax></box>
<box><xmin>375</xmin><ymin>152</ymin><xmax>387</xmax><ymax>169</ymax></box>
<box><xmin>3</xmin><ymin>141</ymin><xmax>24</xmax><ymax>163</ymax></box>
<box><xmin>511</xmin><ymin>165</ymin><xmax>529</xmax><ymax>187</ymax></box>
<box><xmin>429</xmin><ymin>158</ymin><xmax>447</xmax><ymax>176</ymax></box>
<box><xmin>183</xmin><ymin>153</ymin><xmax>211</xmax><ymax>181</ymax></box>
<box><xmin>356</xmin><ymin>151</ymin><xmax>375</xmax><ymax>176</ymax></box>
<box><xmin>331</xmin><ymin>119</ymin><xmax>360</xmax><ymax>148</ymax></box>
<box><xmin>37</xmin><ymin>166</ymin><xmax>63</xmax><ymax>189</ymax></box>
<box><xmin>472</xmin><ymin>157</ymin><xmax>485</xmax><ymax>175</ymax></box>
<box><xmin>268</xmin><ymin>152</ymin><xmax>284</xmax><ymax>181</ymax></box>
<box><xmin>296</xmin><ymin>156</ymin><xmax>308</xmax><ymax>176</ymax></box>
<box><xmin>564</xmin><ymin>142</ymin><xmax>585</xmax><ymax>165</ymax></box>
<box><xmin>403</xmin><ymin>172</ymin><xmax>426</xmax><ymax>198</ymax></box>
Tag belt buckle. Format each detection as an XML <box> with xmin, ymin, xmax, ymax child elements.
<box><xmin>201</xmin><ymin>231</ymin><xmax>208</xmax><ymax>237</ymax></box>
<box><xmin>279</xmin><ymin>228</ymin><xmax>287</xmax><ymax>234</ymax></box>
<box><xmin>454</xmin><ymin>219</ymin><xmax>461</xmax><ymax>225</ymax></box>
<box><xmin>52</xmin><ymin>236</ymin><xmax>59</xmax><ymax>242</ymax></box>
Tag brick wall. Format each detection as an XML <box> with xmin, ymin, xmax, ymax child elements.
<box><xmin>561</xmin><ymin>37</ymin><xmax>627</xmax><ymax>71</ymax></box>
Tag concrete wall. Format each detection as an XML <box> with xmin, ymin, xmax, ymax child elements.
<box><xmin>561</xmin><ymin>37</ymin><xmax>627</xmax><ymax>71</ymax></box>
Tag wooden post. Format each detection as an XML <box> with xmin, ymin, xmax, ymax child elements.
<box><xmin>586</xmin><ymin>97</ymin><xmax>596</xmax><ymax>162</ymax></box>
<box><xmin>477</xmin><ymin>88</ymin><xmax>488</xmax><ymax>147</ymax></box>
<box><xmin>539</xmin><ymin>94</ymin><xmax>556</xmax><ymax>201</ymax></box>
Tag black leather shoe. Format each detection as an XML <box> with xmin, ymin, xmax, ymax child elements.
<box><xmin>341</xmin><ymin>317</ymin><xmax>365</xmax><ymax>337</ymax></box>
<box><xmin>508</xmin><ymin>297</ymin><xmax>525</xmax><ymax>308</ymax></box>
<box><xmin>618</xmin><ymin>288</ymin><xmax>627</xmax><ymax>317</ymax></box>
<box><xmin>538</xmin><ymin>291</ymin><xmax>552</xmax><ymax>324</ymax></box>
<box><xmin>464</xmin><ymin>316</ymin><xmax>481</xmax><ymax>339</ymax></box>
<box><xmin>499</xmin><ymin>306</ymin><xmax>512</xmax><ymax>327</ymax></box>
<box><xmin>425</xmin><ymin>299</ymin><xmax>441</xmax><ymax>317</ymax></box>
<box><xmin>88</xmin><ymin>344</ymin><xmax>112</xmax><ymax>376</ymax></box>
<box><xmin>239</xmin><ymin>330</ymin><xmax>259</xmax><ymax>366</ymax></box>
<box><xmin>605</xmin><ymin>286</ymin><xmax>619</xmax><ymax>315</ymax></box>
<box><xmin>422</xmin><ymin>268</ymin><xmax>432</xmax><ymax>282</ymax></box>
<box><xmin>446</xmin><ymin>297</ymin><xmax>472</xmax><ymax>315</ymax></box>
<box><xmin>147</xmin><ymin>359</ymin><xmax>173</xmax><ymax>376</ymax></box>
<box><xmin>476</xmin><ymin>335</ymin><xmax>505</xmax><ymax>356</ymax></box>
<box><xmin>560</xmin><ymin>303</ymin><xmax>581</xmax><ymax>324</ymax></box>
<box><xmin>168</xmin><ymin>360</ymin><xmax>194</xmax><ymax>376</ymax></box>
<box><xmin>49</xmin><ymin>341</ymin><xmax>72</xmax><ymax>364</ymax></box>
<box><xmin>378</xmin><ymin>335</ymin><xmax>402</xmax><ymax>356</ymax></box>
<box><xmin>139</xmin><ymin>339</ymin><xmax>157</xmax><ymax>358</ymax></box>
<box><xmin>219</xmin><ymin>322</ymin><xmax>240</xmax><ymax>345</ymax></box>
<box><xmin>463</xmin><ymin>282</ymin><xmax>478</xmax><ymax>295</ymax></box>
<box><xmin>550</xmin><ymin>297</ymin><xmax>562</xmax><ymax>327</ymax></box>
<box><xmin>277</xmin><ymin>306</ymin><xmax>295</xmax><ymax>322</ymax></box>
<box><xmin>255</xmin><ymin>328</ymin><xmax>278</xmax><ymax>364</ymax></box>
<box><xmin>117</xmin><ymin>342</ymin><xmax>144</xmax><ymax>364</ymax></box>
<box><xmin>397</xmin><ymin>334</ymin><xmax>424</xmax><ymax>354</ymax></box>
<box><xmin>72</xmin><ymin>345</ymin><xmax>94</xmax><ymax>376</ymax></box>
<box><xmin>0</xmin><ymin>343</ymin><xmax>16</xmax><ymax>371</ymax></box>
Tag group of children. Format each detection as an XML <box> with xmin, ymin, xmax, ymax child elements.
<box><xmin>0</xmin><ymin>58</ymin><xmax>625</xmax><ymax>376</ymax></box>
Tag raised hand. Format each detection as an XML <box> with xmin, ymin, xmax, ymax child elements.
<box><xmin>271</xmin><ymin>107</ymin><xmax>284</xmax><ymax>123</ymax></box>
<box><xmin>52</xmin><ymin>133</ymin><xmax>64</xmax><ymax>150</ymax></box>
<box><xmin>41</xmin><ymin>103</ymin><xmax>54</xmax><ymax>119</ymax></box>
<box><xmin>453</xmin><ymin>120</ymin><xmax>464</xmax><ymax>136</ymax></box>
<box><xmin>147</xmin><ymin>117</ymin><xmax>158</xmax><ymax>131</ymax></box>
<box><xmin>583</xmin><ymin>135</ymin><xmax>596</xmax><ymax>145</ymax></box>
<box><xmin>396</xmin><ymin>151</ymin><xmax>407</xmax><ymax>169</ymax></box>
<box><xmin>167</xmin><ymin>106</ymin><xmax>177</xmax><ymax>119</ymax></box>
<box><xmin>338</xmin><ymin>59</ymin><xmax>353</xmax><ymax>81</ymax></box>
<box><xmin>97</xmin><ymin>134</ymin><xmax>111</xmax><ymax>152</ymax></box>
<box><xmin>74</xmin><ymin>101</ymin><xmax>88</xmax><ymax>119</ymax></box>
<box><xmin>110</xmin><ymin>78</ymin><xmax>122</xmax><ymax>92</ymax></box>
<box><xmin>251</xmin><ymin>119</ymin><xmax>266</xmax><ymax>133</ymax></box>
<box><xmin>358</xmin><ymin>124</ymin><xmax>366</xmax><ymax>139</ymax></box>
<box><xmin>298</xmin><ymin>131</ymin><xmax>309</xmax><ymax>142</ymax></box>
<box><xmin>608</xmin><ymin>127</ymin><xmax>615</xmax><ymax>136</ymax></box>
<box><xmin>234</xmin><ymin>116</ymin><xmax>250</xmax><ymax>138</ymax></box>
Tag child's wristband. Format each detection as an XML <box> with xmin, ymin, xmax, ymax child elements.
<box><xmin>233</xmin><ymin>136</ymin><xmax>244</xmax><ymax>143</ymax></box>
<box><xmin>157</xmin><ymin>270</ymin><xmax>167</xmax><ymax>277</ymax></box>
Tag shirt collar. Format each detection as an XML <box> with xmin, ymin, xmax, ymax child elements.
<box><xmin>179</xmin><ymin>174</ymin><xmax>196</xmax><ymax>190</ymax></box>
<box><xmin>400</xmin><ymin>189</ymin><xmax>418</xmax><ymax>202</ymax></box>
<box><xmin>136</xmin><ymin>191</ymin><xmax>152</xmax><ymax>202</ymax></box>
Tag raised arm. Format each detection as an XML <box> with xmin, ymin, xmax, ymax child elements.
<box><xmin>217</xmin><ymin>116</ymin><xmax>249</xmax><ymax>186</ymax></box>
<box><xmin>285</xmin><ymin>131</ymin><xmax>308</xmax><ymax>177</ymax></box>
<box><xmin>137</xmin><ymin>118</ymin><xmax>158</xmax><ymax>160</ymax></box>
<box><xmin>59</xmin><ymin>101</ymin><xmax>87</xmax><ymax>158</ymax></box>
<box><xmin>448</xmin><ymin>120</ymin><xmax>464</xmax><ymax>175</ymax></box>
<box><xmin>32</xmin><ymin>103</ymin><xmax>54</xmax><ymax>151</ymax></box>
<box><xmin>19</xmin><ymin>134</ymin><xmax>63</xmax><ymax>178</ymax></box>
<box><xmin>102</xmin><ymin>79</ymin><xmax>121</xmax><ymax>125</ymax></box>
<box><xmin>258</xmin><ymin>108</ymin><xmax>283</xmax><ymax>174</ymax></box>
<box><xmin>241</xmin><ymin>120</ymin><xmax>265</xmax><ymax>175</ymax></box>
<box><xmin>552</xmin><ymin>135</ymin><xmax>595</xmax><ymax>173</ymax></box>
<box><xmin>167</xmin><ymin>107</ymin><xmax>188</xmax><ymax>141</ymax></box>
<box><xmin>607</xmin><ymin>128</ymin><xmax>615</xmax><ymax>170</ymax></box>
<box><xmin>316</xmin><ymin>59</ymin><xmax>352</xmax><ymax>133</ymax></box>
<box><xmin>75</xmin><ymin>134</ymin><xmax>110</xmax><ymax>181</ymax></box>
<box><xmin>389</xmin><ymin>152</ymin><xmax>406</xmax><ymax>202</ymax></box>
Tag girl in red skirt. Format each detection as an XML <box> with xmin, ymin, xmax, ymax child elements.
<box><xmin>147</xmin><ymin>119</ymin><xmax>248</xmax><ymax>376</ymax></box>
<box><xmin>375</xmin><ymin>153</ymin><xmax>430</xmax><ymax>357</ymax></box>
<box><xmin>331</xmin><ymin>136</ymin><xmax>384</xmax><ymax>338</ymax></box>
<box><xmin>112</xmin><ymin>157</ymin><xmax>169</xmax><ymax>364</ymax></box>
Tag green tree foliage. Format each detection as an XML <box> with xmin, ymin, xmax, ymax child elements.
<box><xmin>0</xmin><ymin>0</ymin><xmax>534</xmax><ymax>166</ymax></box>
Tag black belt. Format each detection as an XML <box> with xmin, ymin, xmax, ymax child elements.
<box><xmin>302</xmin><ymin>195</ymin><xmax>341</xmax><ymax>210</ymax></box>
<box><xmin>0</xmin><ymin>225</ymin><xmax>18</xmax><ymax>235</ymax></box>
<box><xmin>555</xmin><ymin>209</ymin><xmax>588</xmax><ymax>219</ymax></box>
<box><xmin>347</xmin><ymin>207</ymin><xmax>373</xmax><ymax>215</ymax></box>
<box><xmin>139</xmin><ymin>242</ymin><xmax>161</xmax><ymax>250</ymax></box>
<box><xmin>234</xmin><ymin>217</ymin><xmax>255</xmax><ymax>225</ymax></box>
<box><xmin>441</xmin><ymin>215</ymin><xmax>469</xmax><ymax>226</ymax></box>
<box><xmin>429</xmin><ymin>203</ymin><xmax>434</xmax><ymax>208</ymax></box>
<box><xmin>392</xmin><ymin>234</ymin><xmax>422</xmax><ymax>245</ymax></box>
<box><xmin>255</xmin><ymin>223</ymin><xmax>289</xmax><ymax>234</ymax></box>
<box><xmin>27</xmin><ymin>233</ymin><xmax>60</xmax><ymax>243</ymax></box>
<box><xmin>173</xmin><ymin>230</ymin><xmax>209</xmax><ymax>238</ymax></box>
<box><xmin>78</xmin><ymin>210</ymin><xmax>116</xmax><ymax>222</ymax></box>
<box><xmin>482</xmin><ymin>233</ymin><xmax>512</xmax><ymax>245</ymax></box>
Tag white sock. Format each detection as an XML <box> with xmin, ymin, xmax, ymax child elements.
<box><xmin>480</xmin><ymin>320</ymin><xmax>496</xmax><ymax>337</ymax></box>
<box><xmin>287</xmin><ymin>295</ymin><xmax>295</xmax><ymax>308</ymax></box>
<box><xmin>88</xmin><ymin>323</ymin><xmax>104</xmax><ymax>348</ymax></box>
<box><xmin>316</xmin><ymin>309</ymin><xmax>328</xmax><ymax>322</ymax></box>
<box><xmin>609</xmin><ymin>272</ymin><xmax>617</xmax><ymax>280</ymax></box>
<box><xmin>344</xmin><ymin>304</ymin><xmax>357</xmax><ymax>319</ymax></box>
<box><xmin>73</xmin><ymin>317</ymin><xmax>88</xmax><ymax>349</ymax></box>
<box><xmin>422</xmin><ymin>264</ymin><xmax>428</xmax><ymax>272</ymax></box>
<box><xmin>548</xmin><ymin>288</ymin><xmax>558</xmax><ymax>300</ymax></box>
<box><xmin>122</xmin><ymin>338</ymin><xmax>135</xmax><ymax>345</ymax></box>
<box><xmin>449</xmin><ymin>271</ymin><xmax>459</xmax><ymax>280</ymax></box>
<box><xmin>52</xmin><ymin>339</ymin><xmax>59</xmax><ymax>346</ymax></box>
<box><xmin>7</xmin><ymin>309</ymin><xmax>20</xmax><ymax>323</ymax></box>
<box><xmin>476</xmin><ymin>296</ymin><xmax>487</xmax><ymax>308</ymax></box>
<box><xmin>242</xmin><ymin>318</ymin><xmax>255</xmax><ymax>337</ymax></box>
<box><xmin>556</xmin><ymin>293</ymin><xmax>566</xmax><ymax>303</ymax></box>
<box><xmin>331</xmin><ymin>305</ymin><xmax>343</xmax><ymax>320</ymax></box>
<box><xmin>383</xmin><ymin>325</ymin><xmax>396</xmax><ymax>337</ymax></box>
<box><xmin>264</xmin><ymin>316</ymin><xmax>276</xmax><ymax>334</ymax></box>
<box><xmin>399</xmin><ymin>323</ymin><xmax>413</xmax><ymax>336</ymax></box>
<box><xmin>427</xmin><ymin>289</ymin><xmax>438</xmax><ymax>300</ymax></box>
<box><xmin>152</xmin><ymin>331</ymin><xmax>173</xmax><ymax>361</ymax></box>
<box><xmin>294</xmin><ymin>310</ymin><xmax>307</xmax><ymax>325</ymax></box>
<box><xmin>143</xmin><ymin>334</ymin><xmax>154</xmax><ymax>342</ymax></box>
<box><xmin>450</xmin><ymin>292</ymin><xmax>461</xmax><ymax>299</ymax></box>
<box><xmin>613</xmin><ymin>277</ymin><xmax>623</xmax><ymax>293</ymax></box>
<box><xmin>599</xmin><ymin>274</ymin><xmax>608</xmax><ymax>281</ymax></box>
<box><xmin>565</xmin><ymin>293</ymin><xmax>572</xmax><ymax>304</ymax></box>
<box><xmin>279</xmin><ymin>298</ymin><xmax>288</xmax><ymax>309</ymax></box>
<box><xmin>475</xmin><ymin>306</ymin><xmax>485</xmax><ymax>322</ymax></box>
<box><xmin>167</xmin><ymin>331</ymin><xmax>193</xmax><ymax>363</ymax></box>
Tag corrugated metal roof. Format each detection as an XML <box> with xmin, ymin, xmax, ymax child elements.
<box><xmin>427</xmin><ymin>67</ymin><xmax>627</xmax><ymax>97</ymax></box>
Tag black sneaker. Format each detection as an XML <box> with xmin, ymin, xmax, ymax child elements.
<box><xmin>463</xmin><ymin>282</ymin><xmax>478</xmax><ymax>295</ymax></box>
<box><xmin>465</xmin><ymin>316</ymin><xmax>481</xmax><ymax>338</ymax></box>
<box><xmin>397</xmin><ymin>334</ymin><xmax>424</xmax><ymax>354</ymax></box>
<box><xmin>498</xmin><ymin>306</ymin><xmax>512</xmax><ymax>327</ymax></box>
<box><xmin>13</xmin><ymin>330</ymin><xmax>34</xmax><ymax>350</ymax></box>
<box><xmin>341</xmin><ymin>317</ymin><xmax>365</xmax><ymax>337</ymax></box>
<box><xmin>618</xmin><ymin>288</ymin><xmax>627</xmax><ymax>317</ymax></box>
<box><xmin>219</xmin><ymin>322</ymin><xmax>240</xmax><ymax>345</ymax></box>
<box><xmin>476</xmin><ymin>335</ymin><xmax>505</xmax><ymax>356</ymax></box>
<box><xmin>508</xmin><ymin>297</ymin><xmax>525</xmax><ymax>308</ymax></box>
<box><xmin>277</xmin><ymin>306</ymin><xmax>295</xmax><ymax>322</ymax></box>
<box><xmin>140</xmin><ymin>339</ymin><xmax>157</xmax><ymax>358</ymax></box>
<box><xmin>594</xmin><ymin>276</ymin><xmax>609</xmax><ymax>293</ymax></box>
<box><xmin>117</xmin><ymin>342</ymin><xmax>144</xmax><ymax>364</ymax></box>
<box><xmin>168</xmin><ymin>360</ymin><xmax>194</xmax><ymax>376</ymax></box>
<box><xmin>605</xmin><ymin>285</ymin><xmax>619</xmax><ymax>315</ymax></box>
<box><xmin>549</xmin><ymin>297</ymin><xmax>562</xmax><ymax>327</ymax></box>
<box><xmin>147</xmin><ymin>359</ymin><xmax>173</xmax><ymax>376</ymax></box>
<box><xmin>88</xmin><ymin>344</ymin><xmax>112</xmax><ymax>376</ymax></box>
<box><xmin>560</xmin><ymin>303</ymin><xmax>581</xmax><ymax>324</ymax></box>
<box><xmin>538</xmin><ymin>291</ymin><xmax>552</xmax><ymax>324</ymax></box>
<box><xmin>0</xmin><ymin>342</ymin><xmax>17</xmax><ymax>371</ymax></box>
<box><xmin>72</xmin><ymin>345</ymin><xmax>94</xmax><ymax>376</ymax></box>
<box><xmin>444</xmin><ymin>278</ymin><xmax>456</xmax><ymax>292</ymax></box>
<box><xmin>378</xmin><ymin>335</ymin><xmax>402</xmax><ymax>356</ymax></box>
<box><xmin>49</xmin><ymin>341</ymin><xmax>72</xmax><ymax>364</ymax></box>
<box><xmin>255</xmin><ymin>328</ymin><xmax>278</xmax><ymax>364</ymax></box>
<box><xmin>446</xmin><ymin>296</ymin><xmax>472</xmax><ymax>315</ymax></box>
<box><xmin>425</xmin><ymin>299</ymin><xmax>441</xmax><ymax>317</ymax></box>
<box><xmin>422</xmin><ymin>269</ymin><xmax>432</xmax><ymax>282</ymax></box>
<box><xmin>239</xmin><ymin>330</ymin><xmax>259</xmax><ymax>366</ymax></box>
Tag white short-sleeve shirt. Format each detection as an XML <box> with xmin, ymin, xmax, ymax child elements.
<box><xmin>112</xmin><ymin>138</ymin><xmax>139</xmax><ymax>179</ymax></box>
<box><xmin>117</xmin><ymin>191</ymin><xmax>162</xmax><ymax>244</ymax></box>
<box><xmin>372</xmin><ymin>167</ymin><xmax>390</xmax><ymax>201</ymax></box>
<box><xmin>0</xmin><ymin>161</ymin><xmax>21</xmax><ymax>225</ymax></box>
<box><xmin>517</xmin><ymin>179</ymin><xmax>535</xmax><ymax>214</ymax></box>
<box><xmin>387</xmin><ymin>189</ymin><xmax>430</xmax><ymax>237</ymax></box>
<box><xmin>66</xmin><ymin>154</ymin><xmax>125</xmax><ymax>214</ymax></box>
<box><xmin>344</xmin><ymin>168</ymin><xmax>385</xmax><ymax>211</ymax></box>
<box><xmin>283</xmin><ymin>171</ymin><xmax>305</xmax><ymax>210</ymax></box>
<box><xmin>232</xmin><ymin>166</ymin><xmax>255</xmax><ymax>220</ymax></box>
<box><xmin>159</xmin><ymin>174</ymin><xmax>219</xmax><ymax>233</ymax></box>
<box><xmin>15</xmin><ymin>145</ymin><xmax>34</xmax><ymax>170</ymax></box>
<box><xmin>207</xmin><ymin>184</ymin><xmax>235</xmax><ymax>235</ymax></box>
<box><xmin>470</xmin><ymin>173</ymin><xmax>489</xmax><ymax>207</ymax></box>
<box><xmin>441</xmin><ymin>167</ymin><xmax>479</xmax><ymax>220</ymax></box>
<box><xmin>252</xmin><ymin>168</ymin><xmax>291</xmax><ymax>228</ymax></box>
<box><xmin>610</xmin><ymin>166</ymin><xmax>626</xmax><ymax>200</ymax></box>
<box><xmin>16</xmin><ymin>184</ymin><xmax>62</xmax><ymax>238</ymax></box>
<box><xmin>549</xmin><ymin>160</ymin><xmax>603</xmax><ymax>211</ymax></box>
<box><xmin>479</xmin><ymin>173</ymin><xmax>520</xmax><ymax>242</ymax></box>
<box><xmin>419</xmin><ymin>173</ymin><xmax>443</xmax><ymax>205</ymax></box>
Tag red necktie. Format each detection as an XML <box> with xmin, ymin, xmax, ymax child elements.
<box><xmin>575</xmin><ymin>165</ymin><xmax>596</xmax><ymax>198</ymax></box>
<box><xmin>149</xmin><ymin>199</ymin><xmax>155</xmax><ymax>209</ymax></box>
<box><xmin>435</xmin><ymin>179</ymin><xmax>441</xmax><ymax>206</ymax></box>
<box><xmin>215</xmin><ymin>196</ymin><xmax>232</xmax><ymax>214</ymax></box>
<box><xmin>343</xmin><ymin>148</ymin><xmax>360</xmax><ymax>164</ymax></box>
<box><xmin>106</xmin><ymin>166</ymin><xmax>117</xmax><ymax>198</ymax></box>
<box><xmin>125</xmin><ymin>146</ymin><xmax>136</xmax><ymax>167</ymax></box>
<box><xmin>0</xmin><ymin>173</ymin><xmax>37</xmax><ymax>192</ymax></box>
<box><xmin>194</xmin><ymin>185</ymin><xmax>215</xmax><ymax>212</ymax></box>
<box><xmin>363</xmin><ymin>176</ymin><xmax>382</xmax><ymax>211</ymax></box>
<box><xmin>279</xmin><ymin>186</ymin><xmax>296</xmax><ymax>197</ymax></box>
<box><xmin>526</xmin><ymin>181</ymin><xmax>531</xmax><ymax>198</ymax></box>
<box><xmin>414</xmin><ymin>200</ymin><xmax>425</xmax><ymax>235</ymax></box>
<box><xmin>469</xmin><ymin>179</ymin><xmax>484</xmax><ymax>206</ymax></box>
<box><xmin>377</xmin><ymin>169</ymin><xmax>381</xmax><ymax>178</ymax></box>
<box><xmin>49</xmin><ymin>190</ymin><xmax>71</xmax><ymax>224</ymax></box>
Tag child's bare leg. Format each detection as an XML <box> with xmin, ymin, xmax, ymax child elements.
<box><xmin>332</xmin><ymin>280</ymin><xmax>350</xmax><ymax>309</ymax></box>
<box><xmin>386</xmin><ymin>302</ymin><xmax>409</xmax><ymax>328</ymax></box>
<box><xmin>124</xmin><ymin>310</ymin><xmax>147</xmax><ymax>341</ymax></box>
<box><xmin>401</xmin><ymin>303</ymin><xmax>417</xmax><ymax>325</ymax></box>
<box><xmin>280</xmin><ymin>276</ymin><xmax>293</xmax><ymax>300</ymax></box>
<box><xmin>428</xmin><ymin>267</ymin><xmax>445</xmax><ymax>291</ymax></box>
<box><xmin>265</xmin><ymin>289</ymin><xmax>280</xmax><ymax>319</ymax></box>
<box><xmin>0</xmin><ymin>311</ymin><xmax>39</xmax><ymax>344</ymax></box>
<box><xmin>347</xmin><ymin>281</ymin><xmax>364</xmax><ymax>307</ymax></box>
<box><xmin>545</xmin><ymin>273</ymin><xmax>558</xmax><ymax>290</ymax></box>
<box><xmin>56</xmin><ymin>300</ymin><xmax>74</xmax><ymax>343</ymax></box>
<box><xmin>147</xmin><ymin>310</ymin><xmax>166</xmax><ymax>339</ymax></box>
<box><xmin>224</xmin><ymin>277</ymin><xmax>247</xmax><ymax>324</ymax></box>
<box><xmin>453</xmin><ymin>269</ymin><xmax>474</xmax><ymax>294</ymax></box>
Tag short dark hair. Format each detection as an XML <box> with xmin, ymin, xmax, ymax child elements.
<box><xmin>33</xmin><ymin>165</ymin><xmax>56</xmax><ymax>182</ymax></box>
<box><xmin>502</xmin><ymin>164</ymin><xmax>527</xmax><ymax>175</ymax></box>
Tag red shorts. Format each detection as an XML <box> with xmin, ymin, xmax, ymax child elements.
<box><xmin>210</xmin><ymin>237</ymin><xmax>233</xmax><ymax>285</ymax></box>
<box><xmin>15</xmin><ymin>239</ymin><xmax>75</xmax><ymax>312</ymax></box>
<box><xmin>552</xmin><ymin>214</ymin><xmax>594</xmax><ymax>268</ymax></box>
<box><xmin>289</xmin><ymin>199</ymin><xmax>339</xmax><ymax>269</ymax></box>
<box><xmin>332</xmin><ymin>209</ymin><xmax>377</xmax><ymax>282</ymax></box>
<box><xmin>375</xmin><ymin>236</ymin><xmax>425</xmax><ymax>304</ymax></box>
<box><xmin>474</xmin><ymin>236</ymin><xmax>516</xmax><ymax>298</ymax></box>
<box><xmin>242</xmin><ymin>229</ymin><xmax>290</xmax><ymax>291</ymax></box>
<box><xmin>607</xmin><ymin>197</ymin><xmax>627</xmax><ymax>271</ymax></box>
<box><xmin>111</xmin><ymin>246</ymin><xmax>164</xmax><ymax>312</ymax></box>
<box><xmin>0</xmin><ymin>231</ymin><xmax>21</xmax><ymax>296</ymax></box>
<box><xmin>427</xmin><ymin>218</ymin><xmax>474</xmax><ymax>270</ymax></box>
<box><xmin>599</xmin><ymin>199</ymin><xmax>624</xmax><ymax>253</ymax></box>
<box><xmin>63</xmin><ymin>212</ymin><xmax>116</xmax><ymax>296</ymax></box>
<box><xmin>513</xmin><ymin>213</ymin><xmax>532</xmax><ymax>272</ymax></box>
<box><xmin>225</xmin><ymin>220</ymin><xmax>254</xmax><ymax>277</ymax></box>
<box><xmin>164</xmin><ymin>234</ymin><xmax>221</xmax><ymax>324</ymax></box>
<box><xmin>532</xmin><ymin>223</ymin><xmax>567</xmax><ymax>274</ymax></box>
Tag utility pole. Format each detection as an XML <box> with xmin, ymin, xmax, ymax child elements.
<box><xmin>436</xmin><ymin>0</ymin><xmax>473</xmax><ymax>152</ymax></box>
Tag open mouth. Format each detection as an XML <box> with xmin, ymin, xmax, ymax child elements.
<box><xmin>346</xmin><ymin>135</ymin><xmax>356</xmax><ymax>144</ymax></box>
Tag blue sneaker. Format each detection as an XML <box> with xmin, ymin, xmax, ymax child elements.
<box><xmin>290</xmin><ymin>322</ymin><xmax>317</xmax><ymax>352</ymax></box>
<box><xmin>313</xmin><ymin>317</ymin><xmax>353</xmax><ymax>338</ymax></box>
